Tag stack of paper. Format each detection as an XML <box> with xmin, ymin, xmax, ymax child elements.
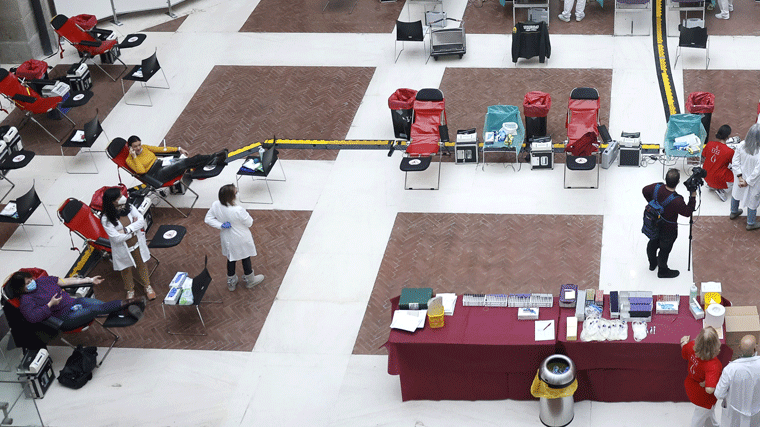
<box><xmin>437</xmin><ymin>293</ymin><xmax>457</xmax><ymax>316</ymax></box>
<box><xmin>390</xmin><ymin>310</ymin><xmax>427</xmax><ymax>332</ymax></box>
<box><xmin>535</xmin><ymin>320</ymin><xmax>555</xmax><ymax>341</ymax></box>
<box><xmin>0</xmin><ymin>202</ymin><xmax>18</xmax><ymax>218</ymax></box>
<box><xmin>72</xmin><ymin>130</ymin><xmax>86</xmax><ymax>142</ymax></box>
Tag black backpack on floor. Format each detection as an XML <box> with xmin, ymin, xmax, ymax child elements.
<box><xmin>58</xmin><ymin>345</ymin><xmax>98</xmax><ymax>389</ymax></box>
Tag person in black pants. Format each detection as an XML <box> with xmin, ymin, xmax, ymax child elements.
<box><xmin>642</xmin><ymin>168</ymin><xmax>697</xmax><ymax>278</ymax></box>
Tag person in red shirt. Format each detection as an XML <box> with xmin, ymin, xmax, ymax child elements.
<box><xmin>702</xmin><ymin>125</ymin><xmax>735</xmax><ymax>202</ymax></box>
<box><xmin>681</xmin><ymin>326</ymin><xmax>723</xmax><ymax>427</ymax></box>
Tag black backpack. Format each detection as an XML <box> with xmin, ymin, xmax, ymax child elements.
<box><xmin>58</xmin><ymin>345</ymin><xmax>98</xmax><ymax>389</ymax></box>
<box><xmin>642</xmin><ymin>183</ymin><xmax>678</xmax><ymax>239</ymax></box>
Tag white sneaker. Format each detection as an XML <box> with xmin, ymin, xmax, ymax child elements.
<box><xmin>715</xmin><ymin>12</ymin><xmax>729</xmax><ymax>19</ymax></box>
<box><xmin>126</xmin><ymin>290</ymin><xmax>135</xmax><ymax>299</ymax></box>
<box><xmin>575</xmin><ymin>14</ymin><xmax>585</xmax><ymax>21</ymax></box>
<box><xmin>716</xmin><ymin>188</ymin><xmax>727</xmax><ymax>202</ymax></box>
<box><xmin>729</xmin><ymin>4</ymin><xmax>733</xmax><ymax>11</ymax></box>
<box><xmin>558</xmin><ymin>13</ymin><xmax>571</xmax><ymax>22</ymax></box>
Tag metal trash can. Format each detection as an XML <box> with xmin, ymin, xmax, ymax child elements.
<box><xmin>388</xmin><ymin>88</ymin><xmax>417</xmax><ymax>140</ymax></box>
<box><xmin>537</xmin><ymin>354</ymin><xmax>576</xmax><ymax>427</ymax></box>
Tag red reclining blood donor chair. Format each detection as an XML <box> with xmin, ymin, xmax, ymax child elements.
<box><xmin>1</xmin><ymin>268</ymin><xmax>140</xmax><ymax>366</ymax></box>
<box><xmin>0</xmin><ymin>68</ymin><xmax>92</xmax><ymax>142</ymax></box>
<box><xmin>564</xmin><ymin>87</ymin><xmax>601</xmax><ymax>189</ymax></box>
<box><xmin>399</xmin><ymin>88</ymin><xmax>449</xmax><ymax>190</ymax></box>
<box><xmin>57</xmin><ymin>191</ymin><xmax>187</xmax><ymax>276</ymax></box>
<box><xmin>50</xmin><ymin>14</ymin><xmax>146</xmax><ymax>81</ymax></box>
<box><xmin>106</xmin><ymin>137</ymin><xmax>224</xmax><ymax>217</ymax></box>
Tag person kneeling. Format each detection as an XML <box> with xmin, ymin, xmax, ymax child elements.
<box><xmin>125</xmin><ymin>135</ymin><xmax>227</xmax><ymax>184</ymax></box>
<box><xmin>8</xmin><ymin>271</ymin><xmax>145</xmax><ymax>331</ymax></box>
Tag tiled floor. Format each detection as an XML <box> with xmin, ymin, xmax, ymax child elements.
<box><xmin>1</xmin><ymin>0</ymin><xmax>760</xmax><ymax>425</ymax></box>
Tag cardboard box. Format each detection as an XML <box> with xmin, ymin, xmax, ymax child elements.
<box><xmin>724</xmin><ymin>306</ymin><xmax>760</xmax><ymax>360</ymax></box>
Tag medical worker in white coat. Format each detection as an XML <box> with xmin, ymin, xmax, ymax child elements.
<box><xmin>205</xmin><ymin>184</ymin><xmax>264</xmax><ymax>291</ymax></box>
<box><xmin>101</xmin><ymin>187</ymin><xmax>156</xmax><ymax>300</ymax></box>
<box><xmin>729</xmin><ymin>124</ymin><xmax>760</xmax><ymax>230</ymax></box>
<box><xmin>715</xmin><ymin>335</ymin><xmax>760</xmax><ymax>427</ymax></box>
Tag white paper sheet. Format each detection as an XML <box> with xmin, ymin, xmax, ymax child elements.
<box><xmin>535</xmin><ymin>320</ymin><xmax>555</xmax><ymax>341</ymax></box>
<box><xmin>390</xmin><ymin>310</ymin><xmax>426</xmax><ymax>332</ymax></box>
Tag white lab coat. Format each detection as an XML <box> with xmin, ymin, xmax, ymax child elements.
<box><xmin>204</xmin><ymin>201</ymin><xmax>257</xmax><ymax>261</ymax></box>
<box><xmin>101</xmin><ymin>205</ymin><xmax>151</xmax><ymax>271</ymax></box>
<box><xmin>731</xmin><ymin>141</ymin><xmax>760</xmax><ymax>210</ymax></box>
<box><xmin>715</xmin><ymin>356</ymin><xmax>760</xmax><ymax>427</ymax></box>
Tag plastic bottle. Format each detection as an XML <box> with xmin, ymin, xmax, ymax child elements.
<box><xmin>690</xmin><ymin>283</ymin><xmax>698</xmax><ymax>303</ymax></box>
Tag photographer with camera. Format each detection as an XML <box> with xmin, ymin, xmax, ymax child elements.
<box><xmin>729</xmin><ymin>124</ymin><xmax>760</xmax><ymax>230</ymax></box>
<box><xmin>642</xmin><ymin>168</ymin><xmax>697</xmax><ymax>278</ymax></box>
<box><xmin>701</xmin><ymin>124</ymin><xmax>735</xmax><ymax>202</ymax></box>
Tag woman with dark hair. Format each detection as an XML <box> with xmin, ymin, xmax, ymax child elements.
<box><xmin>101</xmin><ymin>187</ymin><xmax>155</xmax><ymax>300</ymax></box>
<box><xmin>204</xmin><ymin>184</ymin><xmax>264</xmax><ymax>291</ymax></box>
<box><xmin>730</xmin><ymin>124</ymin><xmax>760</xmax><ymax>230</ymax></box>
<box><xmin>681</xmin><ymin>326</ymin><xmax>724</xmax><ymax>427</ymax></box>
<box><xmin>701</xmin><ymin>124</ymin><xmax>735</xmax><ymax>202</ymax></box>
<box><xmin>8</xmin><ymin>271</ymin><xmax>145</xmax><ymax>330</ymax></box>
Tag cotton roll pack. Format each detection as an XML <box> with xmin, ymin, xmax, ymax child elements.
<box><xmin>704</xmin><ymin>303</ymin><xmax>725</xmax><ymax>330</ymax></box>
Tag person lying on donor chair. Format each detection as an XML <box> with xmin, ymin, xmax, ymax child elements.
<box><xmin>125</xmin><ymin>135</ymin><xmax>228</xmax><ymax>183</ymax></box>
<box><xmin>8</xmin><ymin>271</ymin><xmax>146</xmax><ymax>330</ymax></box>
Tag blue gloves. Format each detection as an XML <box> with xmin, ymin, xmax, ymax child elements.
<box><xmin>221</xmin><ymin>222</ymin><xmax>231</xmax><ymax>229</ymax></box>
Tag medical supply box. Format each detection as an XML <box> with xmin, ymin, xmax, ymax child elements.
<box><xmin>724</xmin><ymin>306</ymin><xmax>760</xmax><ymax>360</ymax></box>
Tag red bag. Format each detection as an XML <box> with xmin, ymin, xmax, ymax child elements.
<box><xmin>565</xmin><ymin>131</ymin><xmax>599</xmax><ymax>156</ymax></box>
<box><xmin>15</xmin><ymin>60</ymin><xmax>48</xmax><ymax>81</ymax></box>
<box><xmin>90</xmin><ymin>184</ymin><xmax>128</xmax><ymax>212</ymax></box>
<box><xmin>686</xmin><ymin>92</ymin><xmax>715</xmax><ymax>114</ymax></box>
<box><xmin>72</xmin><ymin>14</ymin><xmax>97</xmax><ymax>31</ymax></box>
<box><xmin>523</xmin><ymin>91</ymin><xmax>552</xmax><ymax>118</ymax></box>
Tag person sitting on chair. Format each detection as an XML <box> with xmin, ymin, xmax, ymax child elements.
<box><xmin>8</xmin><ymin>271</ymin><xmax>146</xmax><ymax>331</ymax></box>
<box><xmin>125</xmin><ymin>135</ymin><xmax>228</xmax><ymax>183</ymax></box>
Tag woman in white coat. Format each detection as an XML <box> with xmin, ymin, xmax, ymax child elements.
<box><xmin>205</xmin><ymin>184</ymin><xmax>264</xmax><ymax>291</ymax></box>
<box><xmin>101</xmin><ymin>187</ymin><xmax>156</xmax><ymax>300</ymax></box>
<box><xmin>729</xmin><ymin>124</ymin><xmax>760</xmax><ymax>230</ymax></box>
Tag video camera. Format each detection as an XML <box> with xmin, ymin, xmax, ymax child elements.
<box><xmin>683</xmin><ymin>167</ymin><xmax>707</xmax><ymax>192</ymax></box>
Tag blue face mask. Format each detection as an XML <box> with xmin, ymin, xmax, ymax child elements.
<box><xmin>25</xmin><ymin>279</ymin><xmax>37</xmax><ymax>292</ymax></box>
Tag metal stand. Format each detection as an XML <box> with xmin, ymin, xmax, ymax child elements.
<box><xmin>167</xmin><ymin>0</ymin><xmax>179</xmax><ymax>18</ymax></box>
<box><xmin>110</xmin><ymin>0</ymin><xmax>122</xmax><ymax>26</ymax></box>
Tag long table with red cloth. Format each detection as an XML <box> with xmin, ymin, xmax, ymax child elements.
<box><xmin>556</xmin><ymin>295</ymin><xmax>732</xmax><ymax>402</ymax></box>
<box><xmin>385</xmin><ymin>296</ymin><xmax>559</xmax><ymax>401</ymax></box>
<box><xmin>386</xmin><ymin>295</ymin><xmax>732</xmax><ymax>402</ymax></box>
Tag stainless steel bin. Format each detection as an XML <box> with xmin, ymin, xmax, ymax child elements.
<box><xmin>538</xmin><ymin>354</ymin><xmax>576</xmax><ymax>427</ymax></box>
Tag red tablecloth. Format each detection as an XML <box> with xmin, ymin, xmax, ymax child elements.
<box><xmin>556</xmin><ymin>295</ymin><xmax>733</xmax><ymax>402</ymax></box>
<box><xmin>386</xmin><ymin>296</ymin><xmax>559</xmax><ymax>401</ymax></box>
<box><xmin>386</xmin><ymin>295</ymin><xmax>733</xmax><ymax>402</ymax></box>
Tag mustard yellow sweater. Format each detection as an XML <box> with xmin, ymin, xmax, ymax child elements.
<box><xmin>125</xmin><ymin>145</ymin><xmax>178</xmax><ymax>174</ymax></box>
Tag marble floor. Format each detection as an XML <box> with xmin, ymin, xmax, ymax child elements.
<box><xmin>1</xmin><ymin>0</ymin><xmax>760</xmax><ymax>425</ymax></box>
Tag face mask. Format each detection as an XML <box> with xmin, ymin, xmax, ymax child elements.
<box><xmin>116</xmin><ymin>196</ymin><xmax>130</xmax><ymax>216</ymax></box>
<box><xmin>25</xmin><ymin>279</ymin><xmax>37</xmax><ymax>292</ymax></box>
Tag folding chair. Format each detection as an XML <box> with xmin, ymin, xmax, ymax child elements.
<box><xmin>0</xmin><ymin>135</ymin><xmax>35</xmax><ymax>204</ymax></box>
<box><xmin>0</xmin><ymin>68</ymin><xmax>93</xmax><ymax>143</ymax></box>
<box><xmin>106</xmin><ymin>138</ymin><xmax>223</xmax><ymax>217</ymax></box>
<box><xmin>674</xmin><ymin>25</ymin><xmax>709</xmax><ymax>70</ymax></box>
<box><xmin>236</xmin><ymin>142</ymin><xmax>286</xmax><ymax>204</ymax></box>
<box><xmin>57</xmin><ymin>196</ymin><xmax>187</xmax><ymax>276</ymax></box>
<box><xmin>395</xmin><ymin>20</ymin><xmax>428</xmax><ymax>63</ymax></box>
<box><xmin>399</xmin><ymin>88</ymin><xmax>448</xmax><ymax>190</ymax></box>
<box><xmin>61</xmin><ymin>109</ymin><xmax>108</xmax><ymax>174</ymax></box>
<box><xmin>50</xmin><ymin>14</ymin><xmax>146</xmax><ymax>82</ymax></box>
<box><xmin>564</xmin><ymin>88</ymin><xmax>601</xmax><ymax>189</ymax></box>
<box><xmin>161</xmin><ymin>256</ymin><xmax>221</xmax><ymax>336</ymax></box>
<box><xmin>662</xmin><ymin>113</ymin><xmax>706</xmax><ymax>178</ymax></box>
<box><xmin>121</xmin><ymin>49</ymin><xmax>170</xmax><ymax>107</ymax></box>
<box><xmin>1</xmin><ymin>268</ymin><xmax>140</xmax><ymax>366</ymax></box>
<box><xmin>0</xmin><ymin>181</ymin><xmax>54</xmax><ymax>251</ymax></box>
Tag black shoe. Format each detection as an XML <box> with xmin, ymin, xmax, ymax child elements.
<box><xmin>658</xmin><ymin>269</ymin><xmax>680</xmax><ymax>278</ymax></box>
<box><xmin>649</xmin><ymin>262</ymin><xmax>657</xmax><ymax>271</ymax></box>
<box><xmin>127</xmin><ymin>305</ymin><xmax>144</xmax><ymax>320</ymax></box>
<box><xmin>214</xmin><ymin>149</ymin><xmax>229</xmax><ymax>165</ymax></box>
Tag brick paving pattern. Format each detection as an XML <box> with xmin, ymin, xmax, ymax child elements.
<box><xmin>143</xmin><ymin>15</ymin><xmax>188</xmax><ymax>32</ymax></box>
<box><xmin>0</xmin><ymin>64</ymin><xmax>133</xmax><ymax>155</ymax></box>
<box><xmin>163</xmin><ymin>65</ymin><xmax>376</xmax><ymax>161</ymax></box>
<box><xmin>352</xmin><ymin>212</ymin><xmax>604</xmax><ymax>355</ymax></box>
<box><xmin>57</xmin><ymin>207</ymin><xmax>311</xmax><ymax>351</ymax></box>
<box><xmin>240</xmin><ymin>0</ymin><xmax>404</xmax><ymax>33</ymax></box>
<box><xmin>683</xmin><ymin>70</ymin><xmax>760</xmax><ymax>139</ymax></box>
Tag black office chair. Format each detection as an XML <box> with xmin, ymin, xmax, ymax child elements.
<box><xmin>674</xmin><ymin>25</ymin><xmax>709</xmax><ymax>70</ymax></box>
<box><xmin>61</xmin><ymin>109</ymin><xmax>108</xmax><ymax>174</ymax></box>
<box><xmin>236</xmin><ymin>142</ymin><xmax>287</xmax><ymax>204</ymax></box>
<box><xmin>395</xmin><ymin>20</ymin><xmax>428</xmax><ymax>63</ymax></box>
<box><xmin>161</xmin><ymin>255</ymin><xmax>221</xmax><ymax>336</ymax></box>
<box><xmin>0</xmin><ymin>181</ymin><xmax>54</xmax><ymax>251</ymax></box>
<box><xmin>121</xmin><ymin>48</ymin><xmax>170</xmax><ymax>107</ymax></box>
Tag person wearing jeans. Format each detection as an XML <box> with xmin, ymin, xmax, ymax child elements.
<box><xmin>729</xmin><ymin>124</ymin><xmax>760</xmax><ymax>230</ymax></box>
